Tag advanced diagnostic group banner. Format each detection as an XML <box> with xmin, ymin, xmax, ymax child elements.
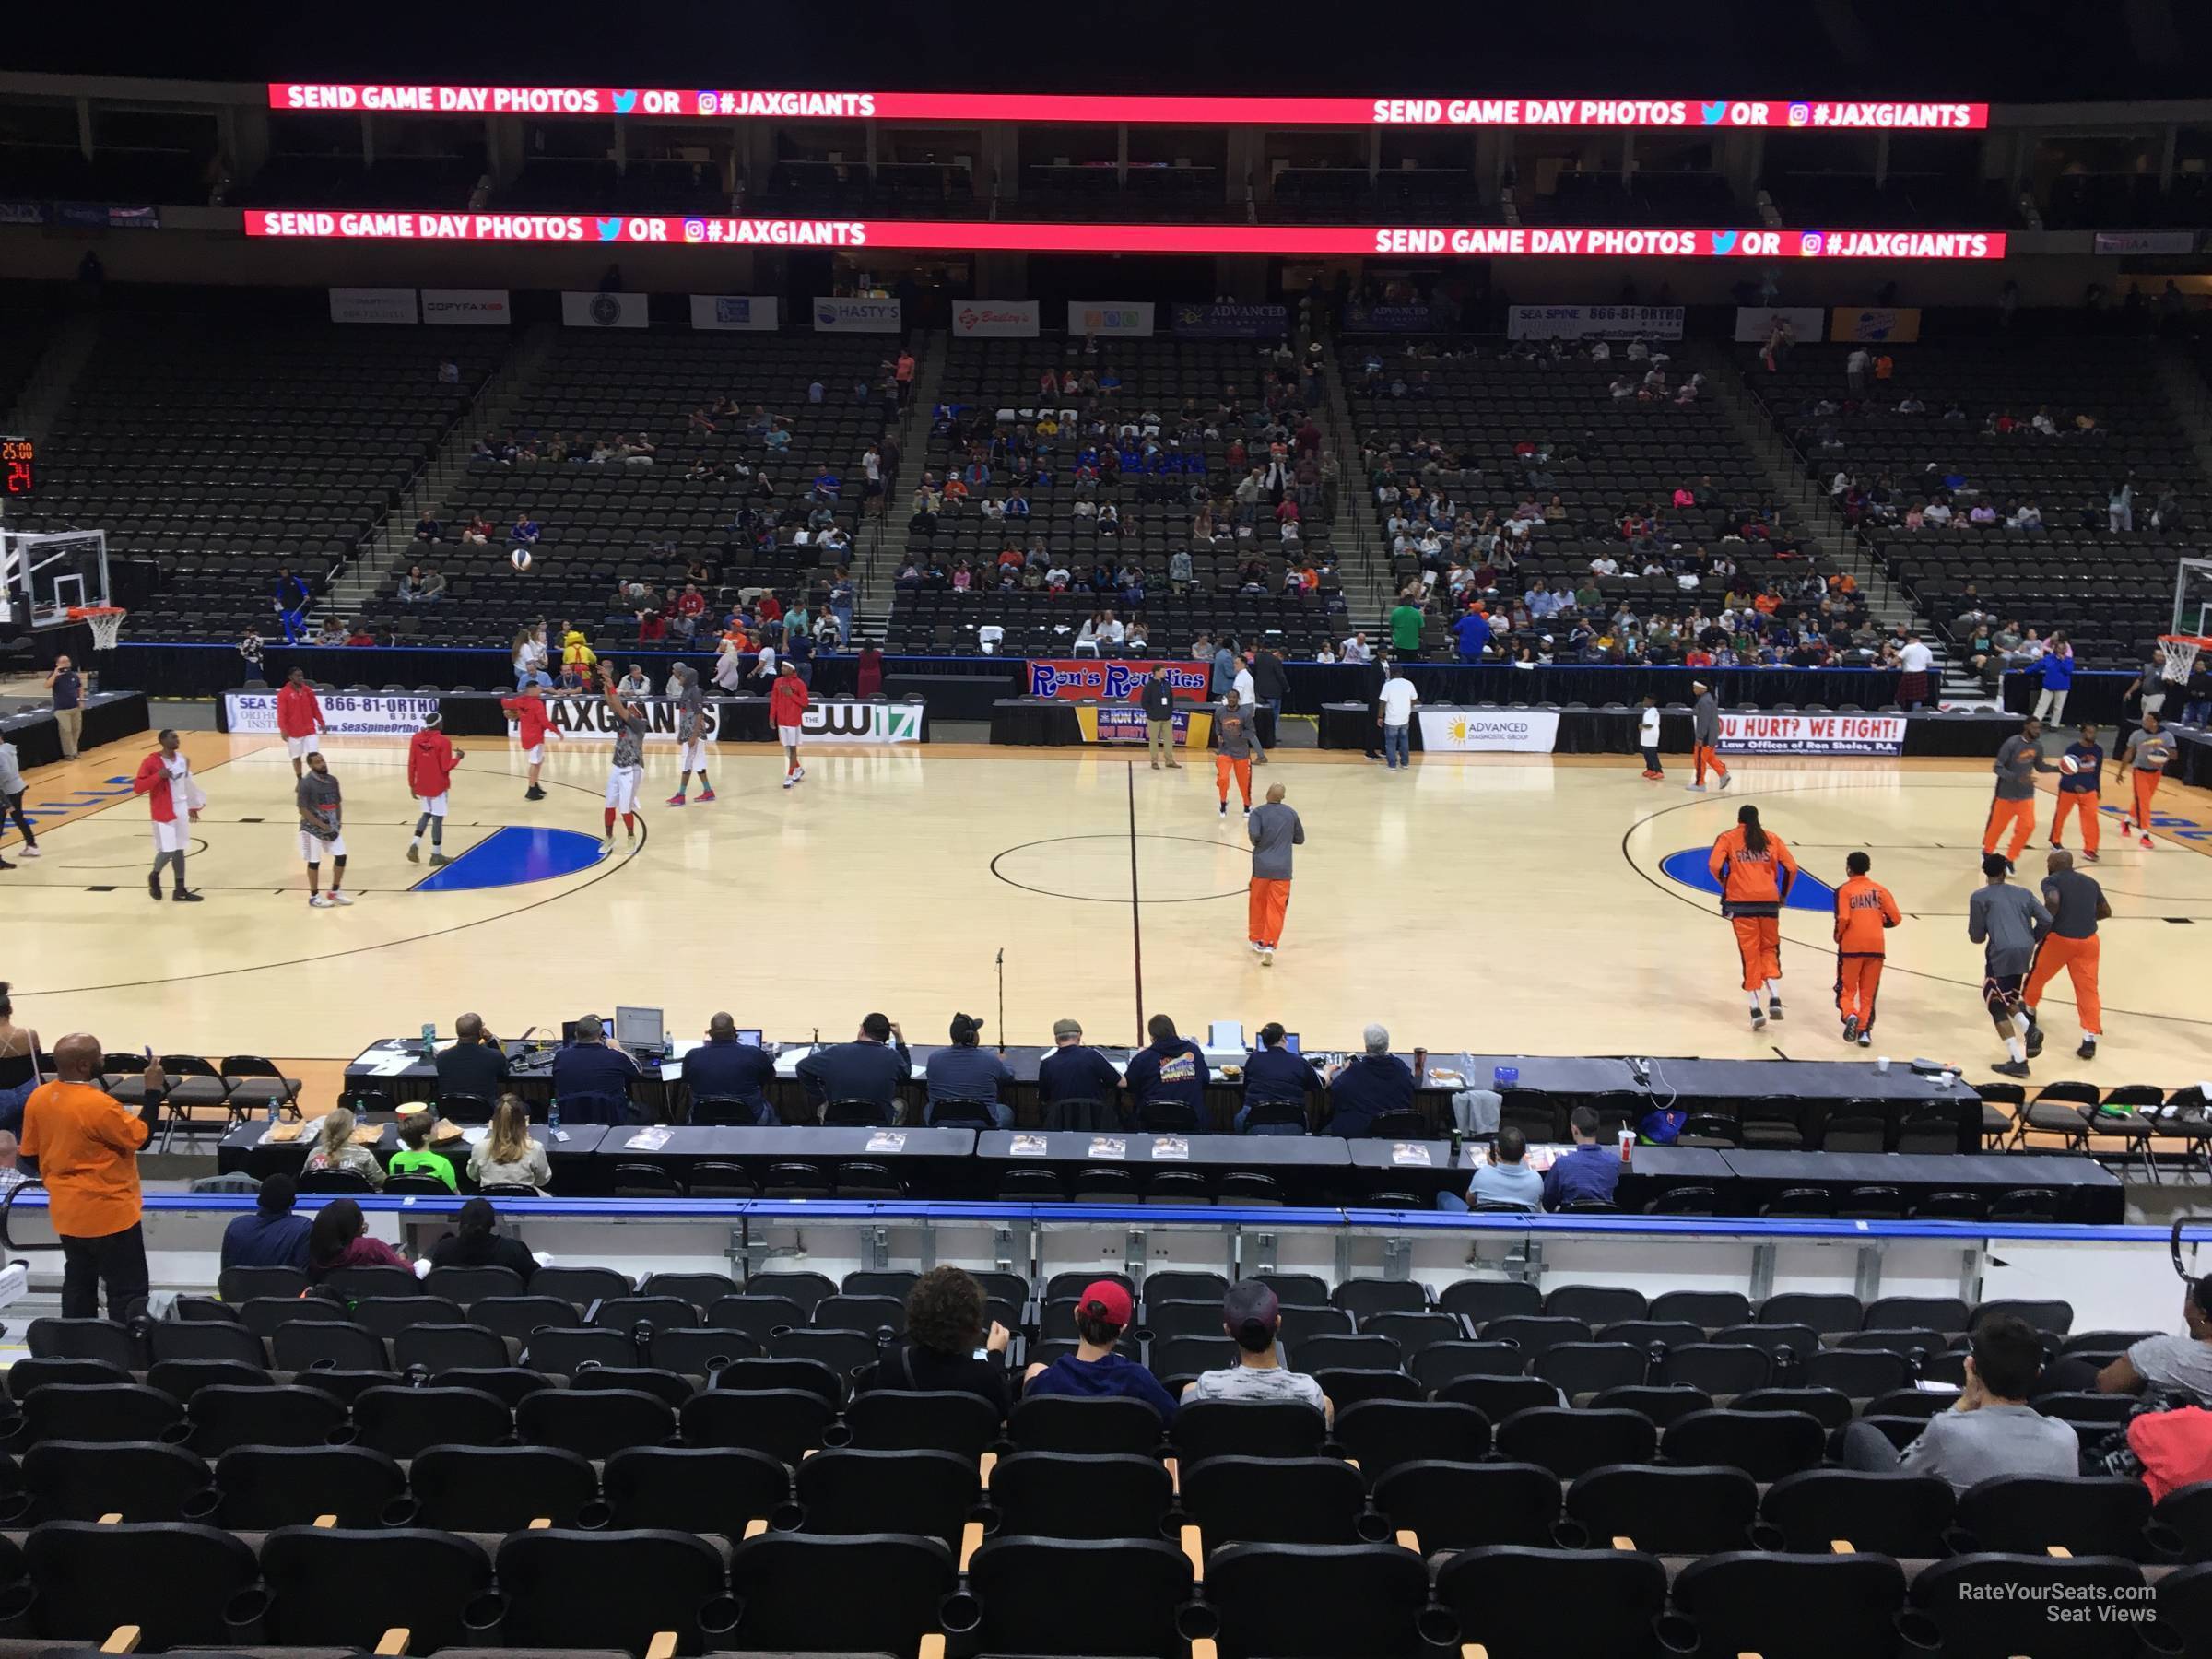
<box><xmin>241</xmin><ymin>212</ymin><xmax>2007</xmax><ymax>263</ymax></box>
<box><xmin>1416</xmin><ymin>709</ymin><xmax>1561</xmax><ymax>752</ymax></box>
<box><xmin>268</xmin><ymin>86</ymin><xmax>1989</xmax><ymax>130</ymax></box>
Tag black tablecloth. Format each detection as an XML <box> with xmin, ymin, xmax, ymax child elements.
<box><xmin>1717</xmin><ymin>1149</ymin><xmax>2123</xmax><ymax>1224</ymax></box>
<box><xmin>1317</xmin><ymin>701</ymin><xmax>2020</xmax><ymax>760</ymax></box>
<box><xmin>2178</xmin><ymin>730</ymin><xmax>2212</xmax><ymax>789</ymax></box>
<box><xmin>1</xmin><ymin>691</ymin><xmax>149</xmax><ymax>767</ymax></box>
<box><xmin>216</xmin><ymin>1119</ymin><xmax>610</xmax><ymax>1183</ymax></box>
<box><xmin>1345</xmin><ymin>1141</ymin><xmax>1730</xmax><ymax>1206</ymax></box>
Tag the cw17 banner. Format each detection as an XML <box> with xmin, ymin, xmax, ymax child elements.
<box><xmin>1026</xmin><ymin>659</ymin><xmax>1211</xmax><ymax>701</ymax></box>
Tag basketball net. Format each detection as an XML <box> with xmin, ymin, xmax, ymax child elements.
<box><xmin>74</xmin><ymin>606</ymin><xmax>126</xmax><ymax>651</ymax></box>
<box><xmin>2157</xmin><ymin>633</ymin><xmax>2208</xmax><ymax>684</ymax></box>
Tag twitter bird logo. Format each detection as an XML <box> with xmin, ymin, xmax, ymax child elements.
<box><xmin>1700</xmin><ymin>101</ymin><xmax>1728</xmax><ymax>125</ymax></box>
<box><xmin>611</xmin><ymin>90</ymin><xmax>637</xmax><ymax>114</ymax></box>
<box><xmin>595</xmin><ymin>218</ymin><xmax>624</xmax><ymax>241</ymax></box>
<box><xmin>1710</xmin><ymin>229</ymin><xmax>1739</xmax><ymax>255</ymax></box>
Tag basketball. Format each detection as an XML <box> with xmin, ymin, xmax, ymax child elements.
<box><xmin>509</xmin><ymin>547</ymin><xmax>533</xmax><ymax>571</ymax></box>
<box><xmin>2059</xmin><ymin>755</ymin><xmax>2081</xmax><ymax>774</ymax></box>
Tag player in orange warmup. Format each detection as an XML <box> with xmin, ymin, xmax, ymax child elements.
<box><xmin>1983</xmin><ymin>716</ymin><xmax>2058</xmax><ymax>869</ymax></box>
<box><xmin>2024</xmin><ymin>848</ymin><xmax>2110</xmax><ymax>1063</ymax></box>
<box><xmin>1709</xmin><ymin>803</ymin><xmax>1799</xmax><ymax>1031</ymax></box>
<box><xmin>2115</xmin><ymin>712</ymin><xmax>2177</xmax><ymax>851</ymax></box>
<box><xmin>2048</xmin><ymin>724</ymin><xmax>2105</xmax><ymax>863</ymax></box>
<box><xmin>1831</xmin><ymin>850</ymin><xmax>1902</xmax><ymax>1047</ymax></box>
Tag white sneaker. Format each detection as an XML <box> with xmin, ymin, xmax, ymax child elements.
<box><xmin>1260</xmin><ymin>947</ymin><xmax>1275</xmax><ymax>967</ymax></box>
<box><xmin>794</xmin><ymin>767</ymin><xmax>806</xmax><ymax>783</ymax></box>
<box><xmin>782</xmin><ymin>775</ymin><xmax>794</xmax><ymax>790</ymax></box>
<box><xmin>309</xmin><ymin>893</ymin><xmax>334</xmax><ymax>908</ymax></box>
<box><xmin>1249</xmin><ymin>940</ymin><xmax>1266</xmax><ymax>954</ymax></box>
<box><xmin>18</xmin><ymin>846</ymin><xmax>39</xmax><ymax>858</ymax></box>
<box><xmin>327</xmin><ymin>890</ymin><xmax>354</xmax><ymax>905</ymax></box>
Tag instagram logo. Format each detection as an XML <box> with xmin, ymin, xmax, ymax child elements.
<box><xmin>695</xmin><ymin>91</ymin><xmax>716</xmax><ymax>116</ymax></box>
<box><xmin>1797</xmin><ymin>232</ymin><xmax>1824</xmax><ymax>257</ymax></box>
<box><xmin>1788</xmin><ymin>102</ymin><xmax>1812</xmax><ymax>127</ymax></box>
<box><xmin>682</xmin><ymin>218</ymin><xmax>707</xmax><ymax>243</ymax></box>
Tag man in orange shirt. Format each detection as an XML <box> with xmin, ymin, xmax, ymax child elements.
<box><xmin>1832</xmin><ymin>850</ymin><xmax>1903</xmax><ymax>1047</ymax></box>
<box><xmin>21</xmin><ymin>1033</ymin><xmax>161</xmax><ymax>1318</ymax></box>
<box><xmin>1709</xmin><ymin>804</ymin><xmax>1798</xmax><ymax>1030</ymax></box>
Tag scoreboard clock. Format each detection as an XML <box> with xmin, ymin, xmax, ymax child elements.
<box><xmin>1</xmin><ymin>436</ymin><xmax>31</xmax><ymax>496</ymax></box>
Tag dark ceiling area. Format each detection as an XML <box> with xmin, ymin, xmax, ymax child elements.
<box><xmin>10</xmin><ymin>1</ymin><xmax>2210</xmax><ymax>104</ymax></box>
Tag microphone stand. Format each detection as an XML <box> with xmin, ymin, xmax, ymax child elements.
<box><xmin>995</xmin><ymin>948</ymin><xmax>1006</xmax><ymax>1055</ymax></box>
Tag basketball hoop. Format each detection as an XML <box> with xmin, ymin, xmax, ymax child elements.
<box><xmin>2158</xmin><ymin>633</ymin><xmax>2211</xmax><ymax>685</ymax></box>
<box><xmin>68</xmin><ymin>605</ymin><xmax>126</xmax><ymax>652</ymax></box>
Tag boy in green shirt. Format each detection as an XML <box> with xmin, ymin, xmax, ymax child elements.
<box><xmin>389</xmin><ymin>1111</ymin><xmax>458</xmax><ymax>1191</ymax></box>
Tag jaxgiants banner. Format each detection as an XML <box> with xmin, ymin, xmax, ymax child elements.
<box><xmin>1830</xmin><ymin>306</ymin><xmax>1922</xmax><ymax>343</ymax></box>
<box><xmin>508</xmin><ymin>695</ymin><xmax>719</xmax><ymax>746</ymax></box>
<box><xmin>419</xmin><ymin>288</ymin><xmax>511</xmax><ymax>325</ymax></box>
<box><xmin>1069</xmin><ymin>300</ymin><xmax>1155</xmax><ymax>337</ymax></box>
<box><xmin>1026</xmin><ymin>659</ymin><xmax>1211</xmax><ymax>702</ymax></box>
<box><xmin>688</xmin><ymin>294</ymin><xmax>778</xmax><ymax>331</ymax></box>
<box><xmin>951</xmin><ymin>300</ymin><xmax>1041</xmax><ymax>337</ymax></box>
<box><xmin>269</xmin><ymin>86</ymin><xmax>1990</xmax><ymax>130</ymax></box>
<box><xmin>1075</xmin><ymin>704</ymin><xmax>1215</xmax><ymax>747</ymax></box>
<box><xmin>328</xmin><ymin>287</ymin><xmax>418</xmax><ymax>324</ymax></box>
<box><xmin>1416</xmin><ymin>708</ymin><xmax>1560</xmax><ymax>753</ymax></box>
<box><xmin>243</xmin><ymin>214</ymin><xmax>2009</xmax><ymax>264</ymax></box>
<box><xmin>813</xmin><ymin>296</ymin><xmax>902</xmax><ymax>333</ymax></box>
<box><xmin>1718</xmin><ymin>712</ymin><xmax>1906</xmax><ymax>756</ymax></box>
<box><xmin>562</xmin><ymin>290</ymin><xmax>648</xmax><ymax>328</ymax></box>
<box><xmin>1733</xmin><ymin>305</ymin><xmax>1826</xmax><ymax>343</ymax></box>
<box><xmin>1506</xmin><ymin>304</ymin><xmax>1685</xmax><ymax>341</ymax></box>
<box><xmin>798</xmin><ymin>702</ymin><xmax>924</xmax><ymax>744</ymax></box>
<box><xmin>1171</xmin><ymin>301</ymin><xmax>1290</xmax><ymax>338</ymax></box>
<box><xmin>225</xmin><ymin>692</ymin><xmax>439</xmax><ymax>736</ymax></box>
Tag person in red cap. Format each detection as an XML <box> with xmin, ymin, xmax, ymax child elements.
<box><xmin>1020</xmin><ymin>1279</ymin><xmax>1179</xmax><ymax>1421</ymax></box>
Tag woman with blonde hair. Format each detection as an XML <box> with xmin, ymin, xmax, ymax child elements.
<box><xmin>301</xmin><ymin>1105</ymin><xmax>387</xmax><ymax>1189</ymax></box>
<box><xmin>467</xmin><ymin>1095</ymin><xmax>552</xmax><ymax>1192</ymax></box>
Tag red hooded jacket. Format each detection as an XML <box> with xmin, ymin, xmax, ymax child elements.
<box><xmin>407</xmin><ymin>727</ymin><xmax>460</xmax><ymax>798</ymax></box>
<box><xmin>275</xmin><ymin>681</ymin><xmax>324</xmax><ymax>739</ymax></box>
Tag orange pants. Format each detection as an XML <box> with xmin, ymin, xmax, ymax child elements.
<box><xmin>1249</xmin><ymin>877</ymin><xmax>1291</xmax><ymax>949</ymax></box>
<box><xmin>1216</xmin><ymin>753</ymin><xmax>1252</xmax><ymax>807</ymax></box>
<box><xmin>2050</xmin><ymin>790</ymin><xmax>2100</xmax><ymax>854</ymax></box>
<box><xmin>1834</xmin><ymin>953</ymin><xmax>1885</xmax><ymax>1030</ymax></box>
<box><xmin>2127</xmin><ymin>769</ymin><xmax>2162</xmax><ymax>833</ymax></box>
<box><xmin>1694</xmin><ymin>744</ymin><xmax>1729</xmax><ymax>785</ymax></box>
<box><xmin>1730</xmin><ymin>914</ymin><xmax>1781</xmax><ymax>991</ymax></box>
<box><xmin>2025</xmin><ymin>932</ymin><xmax>2102</xmax><ymax>1036</ymax></box>
<box><xmin>1983</xmin><ymin>795</ymin><xmax>2035</xmax><ymax>860</ymax></box>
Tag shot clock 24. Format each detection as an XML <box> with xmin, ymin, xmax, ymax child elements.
<box><xmin>1</xmin><ymin>436</ymin><xmax>31</xmax><ymax>497</ymax></box>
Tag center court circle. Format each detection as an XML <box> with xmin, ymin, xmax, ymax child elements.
<box><xmin>991</xmin><ymin>833</ymin><xmax>1251</xmax><ymax>904</ymax></box>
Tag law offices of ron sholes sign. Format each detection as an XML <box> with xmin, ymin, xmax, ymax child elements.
<box><xmin>1718</xmin><ymin>712</ymin><xmax>1908</xmax><ymax>756</ymax></box>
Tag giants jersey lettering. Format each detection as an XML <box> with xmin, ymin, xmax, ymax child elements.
<box><xmin>1833</xmin><ymin>876</ymin><xmax>1902</xmax><ymax>953</ymax></box>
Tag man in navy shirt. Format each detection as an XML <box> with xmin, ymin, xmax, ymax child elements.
<box><xmin>220</xmin><ymin>1173</ymin><xmax>312</xmax><ymax>1272</ymax></box>
<box><xmin>1237</xmin><ymin>1022</ymin><xmax>1325</xmax><ymax>1135</ymax></box>
<box><xmin>1038</xmin><ymin>1018</ymin><xmax>1121</xmax><ymax>1119</ymax></box>
<box><xmin>548</xmin><ymin>1014</ymin><xmax>643</xmax><ymax>1124</ymax></box>
<box><xmin>1324</xmin><ymin>1025</ymin><xmax>1415</xmax><ymax>1137</ymax></box>
<box><xmin>1021</xmin><ymin>1279</ymin><xmax>1179</xmax><ymax>1422</ymax></box>
<box><xmin>1123</xmin><ymin>1014</ymin><xmax>1209</xmax><ymax>1125</ymax></box>
<box><xmin>795</xmin><ymin>1013</ymin><xmax>910</xmax><ymax>1123</ymax></box>
<box><xmin>1542</xmin><ymin>1106</ymin><xmax>1622</xmax><ymax>1209</ymax></box>
<box><xmin>681</xmin><ymin>1013</ymin><xmax>777</xmax><ymax>1124</ymax></box>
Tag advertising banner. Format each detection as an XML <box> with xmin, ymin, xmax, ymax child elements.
<box><xmin>419</xmin><ymin>288</ymin><xmax>512</xmax><ymax>325</ymax></box>
<box><xmin>2093</xmin><ymin>230</ymin><xmax>2197</xmax><ymax>255</ymax></box>
<box><xmin>225</xmin><ymin>692</ymin><xmax>440</xmax><ymax>736</ymax></box>
<box><xmin>0</xmin><ymin>202</ymin><xmax>49</xmax><ymax>226</ymax></box>
<box><xmin>268</xmin><ymin>86</ymin><xmax>1991</xmax><ymax>131</ymax></box>
<box><xmin>1416</xmin><ymin>708</ymin><xmax>1560</xmax><ymax>753</ymax></box>
<box><xmin>1074</xmin><ymin>703</ymin><xmax>1215</xmax><ymax>747</ymax></box>
<box><xmin>1733</xmin><ymin>304</ymin><xmax>1826</xmax><ymax>343</ymax></box>
<box><xmin>688</xmin><ymin>294</ymin><xmax>779</xmax><ymax>331</ymax></box>
<box><xmin>797</xmin><ymin>701</ymin><xmax>925</xmax><ymax>744</ymax></box>
<box><xmin>1506</xmin><ymin>304</ymin><xmax>1685</xmax><ymax>341</ymax></box>
<box><xmin>1717</xmin><ymin>712</ymin><xmax>1906</xmax><ymax>756</ymax></box>
<box><xmin>1068</xmin><ymin>300</ymin><xmax>1156</xmax><ymax>337</ymax></box>
<box><xmin>950</xmin><ymin>300</ymin><xmax>1041</xmax><ymax>337</ymax></box>
<box><xmin>1171</xmin><ymin>301</ymin><xmax>1291</xmax><ymax>338</ymax></box>
<box><xmin>507</xmin><ymin>695</ymin><xmax>717</xmax><ymax>746</ymax></box>
<box><xmin>1025</xmin><ymin>659</ymin><xmax>1211</xmax><ymax>702</ymax></box>
<box><xmin>813</xmin><ymin>296</ymin><xmax>902</xmax><ymax>333</ymax></box>
<box><xmin>1830</xmin><ymin>305</ymin><xmax>1922</xmax><ymax>343</ymax></box>
<box><xmin>242</xmin><ymin>213</ymin><xmax>2010</xmax><ymax>264</ymax></box>
<box><xmin>1345</xmin><ymin>300</ymin><xmax>1455</xmax><ymax>332</ymax></box>
<box><xmin>329</xmin><ymin>287</ymin><xmax>419</xmax><ymax>324</ymax></box>
<box><xmin>562</xmin><ymin>290</ymin><xmax>648</xmax><ymax>328</ymax></box>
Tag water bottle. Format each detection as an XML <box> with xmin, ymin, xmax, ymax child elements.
<box><xmin>265</xmin><ymin>1097</ymin><xmax>279</xmax><ymax>1126</ymax></box>
<box><xmin>418</xmin><ymin>1021</ymin><xmax>437</xmax><ymax>1064</ymax></box>
<box><xmin>547</xmin><ymin>1097</ymin><xmax>561</xmax><ymax>1134</ymax></box>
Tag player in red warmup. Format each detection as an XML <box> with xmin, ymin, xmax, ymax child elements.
<box><xmin>405</xmin><ymin>712</ymin><xmax>465</xmax><ymax>867</ymax></box>
<box><xmin>274</xmin><ymin>666</ymin><xmax>325</xmax><ymax>780</ymax></box>
<box><xmin>770</xmin><ymin>658</ymin><xmax>810</xmax><ymax>790</ymax></box>
<box><xmin>500</xmin><ymin>683</ymin><xmax>559</xmax><ymax>801</ymax></box>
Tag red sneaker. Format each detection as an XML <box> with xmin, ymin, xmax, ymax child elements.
<box><xmin>665</xmin><ymin>794</ymin><xmax>688</xmax><ymax>807</ymax></box>
<box><xmin>2140</xmin><ymin>834</ymin><xmax>2154</xmax><ymax>849</ymax></box>
<box><xmin>2082</xmin><ymin>850</ymin><xmax>2100</xmax><ymax>863</ymax></box>
<box><xmin>697</xmin><ymin>790</ymin><xmax>716</xmax><ymax>802</ymax></box>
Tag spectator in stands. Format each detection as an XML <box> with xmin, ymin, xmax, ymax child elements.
<box><xmin>273</xmin><ymin>569</ymin><xmax>312</xmax><ymax>646</ymax></box>
<box><xmin>390</xmin><ymin>1111</ymin><xmax>458</xmax><ymax>1191</ymax></box>
<box><xmin>1541</xmin><ymin>1107</ymin><xmax>1621</xmax><ymax>1209</ymax></box>
<box><xmin>2087</xmin><ymin>1276</ymin><xmax>2212</xmax><ymax>1406</ymax></box>
<box><xmin>616</xmin><ymin>664</ymin><xmax>652</xmax><ymax>700</ymax></box>
<box><xmin>2110</xmin><ymin>476</ymin><xmax>2136</xmax><ymax>533</ymax></box>
<box><xmin>681</xmin><ymin>1013</ymin><xmax>775</xmax><ymax>1125</ymax></box>
<box><xmin>1438</xmin><ymin>1124</ymin><xmax>1545</xmax><ymax>1212</ymax></box>
<box><xmin>1236</xmin><ymin>1024</ymin><xmax>1324</xmax><ymax>1135</ymax></box>
<box><xmin>550</xmin><ymin>1014</ymin><xmax>641</xmax><ymax>1122</ymax></box>
<box><xmin>467</xmin><ymin>1097</ymin><xmax>552</xmax><ymax>1192</ymax></box>
<box><xmin>305</xmin><ymin>1196</ymin><xmax>408</xmax><ymax>1281</ymax></box>
<box><xmin>301</xmin><ymin>1105</ymin><xmax>386</xmax><ymax>1190</ymax></box>
<box><xmin>413</xmin><ymin>512</ymin><xmax>443</xmax><ymax>544</ymax></box>
<box><xmin>795</xmin><ymin>1014</ymin><xmax>909</xmax><ymax>1121</ymax></box>
<box><xmin>1023</xmin><ymin>1279</ymin><xmax>1180</xmax><ymax>1419</ymax></box>
<box><xmin>1124</xmin><ymin>1014</ymin><xmax>1209</xmax><ymax>1124</ymax></box>
<box><xmin>511</xmin><ymin>511</ymin><xmax>541</xmax><ymax>545</ymax></box>
<box><xmin>220</xmin><ymin>1171</ymin><xmax>312</xmax><ymax>1272</ymax></box>
<box><xmin>429</xmin><ymin>1195</ymin><xmax>536</xmax><ymax>1282</ymax></box>
<box><xmin>868</xmin><ymin>1265</ymin><xmax>1010</xmax><ymax>1412</ymax></box>
<box><xmin>1182</xmin><ymin>1280</ymin><xmax>1332</xmax><ymax>1420</ymax></box>
<box><xmin>316</xmin><ymin>617</ymin><xmax>348</xmax><ymax>647</ymax></box>
<box><xmin>924</xmin><ymin>1014</ymin><xmax>1012</xmax><ymax>1129</ymax></box>
<box><xmin>1841</xmin><ymin>1313</ymin><xmax>2079</xmax><ymax>1488</ymax></box>
<box><xmin>1324</xmin><ymin>1026</ymin><xmax>1413</xmax><ymax>1137</ymax></box>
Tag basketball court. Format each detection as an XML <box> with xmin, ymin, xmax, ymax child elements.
<box><xmin>7</xmin><ymin>724</ymin><xmax>2212</xmax><ymax>1088</ymax></box>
